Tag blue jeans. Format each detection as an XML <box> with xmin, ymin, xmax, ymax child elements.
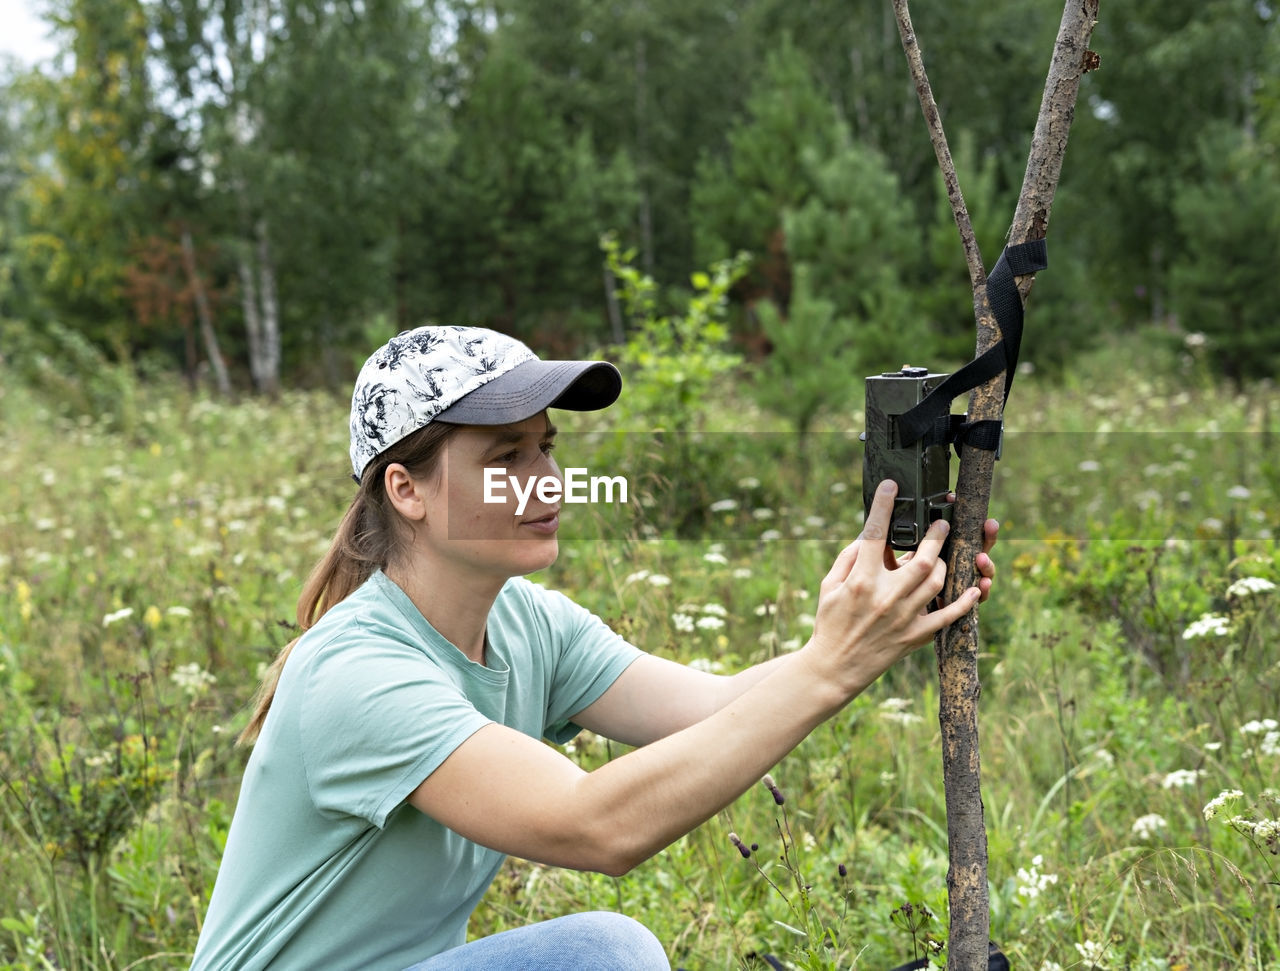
<box><xmin>402</xmin><ymin>912</ymin><xmax>670</xmax><ymax>970</ymax></box>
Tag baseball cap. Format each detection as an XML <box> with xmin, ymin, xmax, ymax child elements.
<box><xmin>349</xmin><ymin>325</ymin><xmax>622</xmax><ymax>482</ymax></box>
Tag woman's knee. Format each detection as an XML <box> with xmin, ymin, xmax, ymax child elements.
<box><xmin>560</xmin><ymin>911</ymin><xmax>669</xmax><ymax>970</ymax></box>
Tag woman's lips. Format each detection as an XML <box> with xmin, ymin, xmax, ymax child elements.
<box><xmin>520</xmin><ymin>511</ymin><xmax>560</xmax><ymax>533</ymax></box>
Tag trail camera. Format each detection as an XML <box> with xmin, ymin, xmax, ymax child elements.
<box><xmin>861</xmin><ymin>366</ymin><xmax>955</xmax><ymax>551</ymax></box>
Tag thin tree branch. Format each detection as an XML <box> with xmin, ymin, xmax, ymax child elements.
<box><xmin>891</xmin><ymin>0</ymin><xmax>986</xmax><ymax>295</ymax></box>
<box><xmin>891</xmin><ymin>2</ymin><xmax>1100</xmax><ymax>969</ymax></box>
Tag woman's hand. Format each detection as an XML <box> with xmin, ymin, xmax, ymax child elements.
<box><xmin>802</xmin><ymin>480</ymin><xmax>982</xmax><ymax>699</ymax></box>
<box><xmin>878</xmin><ymin>493</ymin><xmax>998</xmax><ymax>602</ymax></box>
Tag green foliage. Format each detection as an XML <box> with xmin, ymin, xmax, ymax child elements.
<box><xmin>0</xmin><ymin>320</ymin><xmax>142</xmax><ymax>434</ymax></box>
<box><xmin>2</xmin><ymin>339</ymin><xmax>1279</xmax><ymax>968</ymax></box>
<box><xmin>752</xmin><ymin>267</ymin><xmax>845</xmax><ymax>444</ymax></box>
<box><xmin>691</xmin><ymin>37</ymin><xmax>842</xmax><ymax>274</ymax></box>
<box><xmin>4</xmin><ymin>719</ymin><xmax>166</xmax><ymax>874</ymax></box>
<box><xmin>1170</xmin><ymin>128</ymin><xmax>1280</xmax><ymax>383</ymax></box>
<box><xmin>599</xmin><ymin>233</ymin><xmax>752</xmax><ymax>534</ymax></box>
<box><xmin>13</xmin><ymin>0</ymin><xmax>156</xmax><ymax>346</ymax></box>
<box><xmin>410</xmin><ymin>41</ymin><xmax>639</xmax><ymax>338</ymax></box>
<box><xmin>604</xmin><ymin>232</ymin><xmax>749</xmax><ymax>435</ymax></box>
<box><xmin>2</xmin><ymin>0</ymin><xmax>1279</xmax><ymax>391</ymax></box>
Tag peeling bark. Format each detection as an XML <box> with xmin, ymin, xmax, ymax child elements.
<box><xmin>891</xmin><ymin>2</ymin><xmax>1100</xmax><ymax>967</ymax></box>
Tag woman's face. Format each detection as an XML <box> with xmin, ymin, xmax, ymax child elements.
<box><xmin>418</xmin><ymin>412</ymin><xmax>563</xmax><ymax>579</ymax></box>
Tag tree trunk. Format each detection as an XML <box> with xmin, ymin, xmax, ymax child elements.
<box><xmin>179</xmin><ymin>223</ymin><xmax>232</xmax><ymax>396</ymax></box>
<box><xmin>892</xmin><ymin>2</ymin><xmax>1100</xmax><ymax>967</ymax></box>
<box><xmin>238</xmin><ymin>216</ymin><xmax>281</xmax><ymax>396</ymax></box>
<box><xmin>255</xmin><ymin>219</ymin><xmax>281</xmax><ymax>395</ymax></box>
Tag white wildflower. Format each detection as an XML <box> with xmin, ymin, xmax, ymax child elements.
<box><xmin>703</xmin><ymin>552</ymin><xmax>729</xmax><ymax>565</ymax></box>
<box><xmin>700</xmin><ymin>603</ymin><xmax>728</xmax><ymax>617</ymax></box>
<box><xmin>624</xmin><ymin>570</ymin><xmax>650</xmax><ymax>584</ymax></box>
<box><xmin>754</xmin><ymin>603</ymin><xmax>776</xmax><ymax>617</ymax></box>
<box><xmin>737</xmin><ymin>477</ymin><xmax>761</xmax><ymax>490</ymax></box>
<box><xmin>881</xmin><ymin>710</ymin><xmax>924</xmax><ymax>727</ymax></box>
<box><xmin>1015</xmin><ymin>855</ymin><xmax>1059</xmax><ymax>900</ymax></box>
<box><xmin>1226</xmin><ymin>485</ymin><xmax>1252</xmax><ymax>500</ymax></box>
<box><xmin>1262</xmin><ymin>732</ymin><xmax>1280</xmax><ymax>757</ymax></box>
<box><xmin>709</xmin><ymin>499</ymin><xmax>738</xmax><ymax>513</ymax></box>
<box><xmin>1226</xmin><ymin>576</ymin><xmax>1275</xmax><ymax>597</ymax></box>
<box><xmin>1161</xmin><ymin>769</ymin><xmax>1203</xmax><ymax>789</ymax></box>
<box><xmin>751</xmin><ymin>507</ymin><xmax>774</xmax><ymax>520</ymax></box>
<box><xmin>166</xmin><ymin>605</ymin><xmax>193</xmax><ymax>618</ymax></box>
<box><xmin>646</xmin><ymin>574</ymin><xmax>671</xmax><ymax>587</ymax></box>
<box><xmin>171</xmin><ymin>662</ymin><xmax>216</xmax><ymax>696</ymax></box>
<box><xmin>688</xmin><ymin>657</ymin><xmax>725</xmax><ymax>674</ymax></box>
<box><xmin>1075</xmin><ymin>939</ymin><xmax>1111</xmax><ymax>968</ymax></box>
<box><xmin>759</xmin><ymin>529</ymin><xmax>782</xmax><ymax>541</ymax></box>
<box><xmin>1184</xmin><ymin>331</ymin><xmax>1207</xmax><ymax>349</ymax></box>
<box><xmin>1077</xmin><ymin>460</ymin><xmax>1101</xmax><ymax>472</ymax></box>
<box><xmin>1240</xmin><ymin>719</ymin><xmax>1279</xmax><ymax>736</ymax></box>
<box><xmin>695</xmin><ymin>616</ymin><xmax>725</xmax><ymax>631</ymax></box>
<box><xmin>102</xmin><ymin>607</ymin><xmax>134</xmax><ymax>627</ymax></box>
<box><xmin>1182</xmin><ymin>613</ymin><xmax>1231</xmax><ymax>639</ymax></box>
<box><xmin>671</xmin><ymin>613</ymin><xmax>695</xmax><ymax>633</ymax></box>
<box><xmin>879</xmin><ymin>698</ymin><xmax>913</xmax><ymax>713</ymax></box>
<box><xmin>1203</xmin><ymin>789</ymin><xmax>1244</xmax><ymax>820</ymax></box>
<box><xmin>1130</xmin><ymin>813</ymin><xmax>1167</xmax><ymax>840</ymax></box>
<box><xmin>731</xmin><ymin>568</ymin><xmax>752</xmax><ymax>579</ymax></box>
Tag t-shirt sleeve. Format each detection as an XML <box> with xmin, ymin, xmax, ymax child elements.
<box><xmin>298</xmin><ymin>637</ymin><xmax>491</xmax><ymax>829</ymax></box>
<box><xmin>522</xmin><ymin>583</ymin><xmax>645</xmax><ymax>744</ymax></box>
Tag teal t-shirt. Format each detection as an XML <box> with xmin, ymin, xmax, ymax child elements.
<box><xmin>190</xmin><ymin>571</ymin><xmax>643</xmax><ymax>971</ymax></box>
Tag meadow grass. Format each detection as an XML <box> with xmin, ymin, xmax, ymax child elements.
<box><xmin>1</xmin><ymin>340</ymin><xmax>1277</xmax><ymax>970</ymax></box>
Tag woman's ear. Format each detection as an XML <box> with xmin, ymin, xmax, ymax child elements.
<box><xmin>384</xmin><ymin>463</ymin><xmax>428</xmax><ymax>522</ymax></box>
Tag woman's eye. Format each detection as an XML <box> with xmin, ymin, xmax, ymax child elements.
<box><xmin>540</xmin><ymin>442</ymin><xmax>556</xmax><ymax>455</ymax></box>
<box><xmin>495</xmin><ymin>450</ymin><xmax>519</xmax><ymax>464</ymax></box>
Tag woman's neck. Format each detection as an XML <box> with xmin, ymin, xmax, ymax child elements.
<box><xmin>383</xmin><ymin>561</ymin><xmax>506</xmax><ymax>665</ymax></box>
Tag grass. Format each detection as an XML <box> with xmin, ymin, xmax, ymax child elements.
<box><xmin>0</xmin><ymin>335</ymin><xmax>1278</xmax><ymax>970</ymax></box>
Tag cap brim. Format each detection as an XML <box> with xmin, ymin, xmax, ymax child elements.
<box><xmin>434</xmin><ymin>359</ymin><xmax>622</xmax><ymax>426</ymax></box>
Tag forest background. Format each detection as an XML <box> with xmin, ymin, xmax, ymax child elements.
<box><xmin>1</xmin><ymin>0</ymin><xmax>1278</xmax><ymax>388</ymax></box>
<box><xmin>2</xmin><ymin>1</ymin><xmax>1280</xmax><ymax>970</ymax></box>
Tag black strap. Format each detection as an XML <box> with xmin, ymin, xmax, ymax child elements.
<box><xmin>895</xmin><ymin>238</ymin><xmax>1048</xmax><ymax>453</ymax></box>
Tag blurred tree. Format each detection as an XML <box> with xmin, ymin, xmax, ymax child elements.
<box><xmin>496</xmin><ymin>0</ymin><xmax>756</xmax><ymax>285</ymax></box>
<box><xmin>1170</xmin><ymin>126</ymin><xmax>1280</xmax><ymax>384</ymax></box>
<box><xmin>149</xmin><ymin>0</ymin><xmax>443</xmax><ymax>390</ymax></box>
<box><xmin>404</xmin><ymin>36</ymin><xmax>637</xmax><ymax>343</ymax></box>
<box><xmin>691</xmin><ymin>38</ymin><xmax>842</xmax><ymax>313</ymax></box>
<box><xmin>752</xmin><ymin>134</ymin><xmax>923</xmax><ymax>446</ymax></box>
<box><xmin>14</xmin><ymin>0</ymin><xmax>156</xmax><ymax>349</ymax></box>
<box><xmin>1067</xmin><ymin>0</ymin><xmax>1274</xmax><ymax>327</ymax></box>
<box><xmin>0</xmin><ymin>69</ymin><xmax>38</xmax><ymax>324</ymax></box>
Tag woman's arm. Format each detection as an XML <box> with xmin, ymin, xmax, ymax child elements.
<box><xmin>408</xmin><ymin>481</ymin><xmax>982</xmax><ymax>876</ymax></box>
<box><xmin>567</xmin><ymin>516</ymin><xmax>998</xmax><ymax>747</ymax></box>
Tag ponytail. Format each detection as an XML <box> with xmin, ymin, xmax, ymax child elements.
<box><xmin>238</xmin><ymin>421</ymin><xmax>460</xmax><ymax>745</ymax></box>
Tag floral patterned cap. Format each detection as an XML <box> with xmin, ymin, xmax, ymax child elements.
<box><xmin>349</xmin><ymin>325</ymin><xmax>621</xmax><ymax>482</ymax></box>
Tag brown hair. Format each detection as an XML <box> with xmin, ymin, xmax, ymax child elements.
<box><xmin>238</xmin><ymin>421</ymin><xmax>461</xmax><ymax>745</ymax></box>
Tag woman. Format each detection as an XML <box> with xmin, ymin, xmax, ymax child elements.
<box><xmin>190</xmin><ymin>325</ymin><xmax>997</xmax><ymax>971</ymax></box>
